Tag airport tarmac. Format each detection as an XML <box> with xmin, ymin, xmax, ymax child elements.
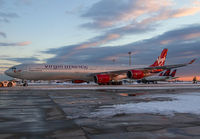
<box><xmin>0</xmin><ymin>83</ymin><xmax>200</xmax><ymax>139</ymax></box>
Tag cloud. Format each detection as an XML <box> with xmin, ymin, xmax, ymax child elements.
<box><xmin>14</xmin><ymin>0</ymin><xmax>32</xmax><ymax>5</ymax></box>
<box><xmin>0</xmin><ymin>12</ymin><xmax>19</xmax><ymax>18</ymax></box>
<box><xmin>0</xmin><ymin>11</ymin><xmax>19</xmax><ymax>23</ymax></box>
<box><xmin>66</xmin><ymin>4</ymin><xmax>84</xmax><ymax>15</ymax></box>
<box><xmin>0</xmin><ymin>0</ymin><xmax>4</xmax><ymax>6</ymax></box>
<box><xmin>106</xmin><ymin>1</ymin><xmax>200</xmax><ymax>37</ymax></box>
<box><xmin>42</xmin><ymin>33</ymin><xmax>121</xmax><ymax>62</ymax></box>
<box><xmin>0</xmin><ymin>32</ymin><xmax>6</xmax><ymax>38</ymax></box>
<box><xmin>82</xmin><ymin>0</ymin><xmax>172</xmax><ymax>29</ymax></box>
<box><xmin>139</xmin><ymin>5</ymin><xmax>200</xmax><ymax>26</ymax></box>
<box><xmin>81</xmin><ymin>0</ymin><xmax>200</xmax><ymax>30</ymax></box>
<box><xmin>0</xmin><ymin>41</ymin><xmax>31</xmax><ymax>46</ymax></box>
<box><xmin>75</xmin><ymin>33</ymin><xmax>120</xmax><ymax>50</ymax></box>
<box><xmin>80</xmin><ymin>0</ymin><xmax>200</xmax><ymax>44</ymax></box>
<box><xmin>45</xmin><ymin>0</ymin><xmax>199</xmax><ymax>64</ymax></box>
<box><xmin>17</xmin><ymin>41</ymin><xmax>32</xmax><ymax>46</ymax></box>
<box><xmin>43</xmin><ymin>24</ymin><xmax>200</xmax><ymax>66</ymax></box>
<box><xmin>4</xmin><ymin>57</ymin><xmax>40</xmax><ymax>64</ymax></box>
<box><xmin>72</xmin><ymin>0</ymin><xmax>200</xmax><ymax>60</ymax></box>
<box><xmin>0</xmin><ymin>2</ymin><xmax>19</xmax><ymax>39</ymax></box>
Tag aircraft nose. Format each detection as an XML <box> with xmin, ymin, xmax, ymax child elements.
<box><xmin>5</xmin><ymin>69</ymin><xmax>11</xmax><ymax>76</ymax></box>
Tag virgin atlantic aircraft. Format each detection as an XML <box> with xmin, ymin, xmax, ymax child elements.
<box><xmin>5</xmin><ymin>48</ymin><xmax>195</xmax><ymax>85</ymax></box>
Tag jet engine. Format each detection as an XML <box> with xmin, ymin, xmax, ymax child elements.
<box><xmin>94</xmin><ymin>74</ymin><xmax>111</xmax><ymax>85</ymax></box>
<box><xmin>127</xmin><ymin>70</ymin><xmax>144</xmax><ymax>79</ymax></box>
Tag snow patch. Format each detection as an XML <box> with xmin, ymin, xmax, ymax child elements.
<box><xmin>90</xmin><ymin>92</ymin><xmax>200</xmax><ymax>118</ymax></box>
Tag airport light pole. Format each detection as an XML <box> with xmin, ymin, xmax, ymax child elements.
<box><xmin>128</xmin><ymin>51</ymin><xmax>131</xmax><ymax>66</ymax></box>
<box><xmin>112</xmin><ymin>58</ymin><xmax>116</xmax><ymax>64</ymax></box>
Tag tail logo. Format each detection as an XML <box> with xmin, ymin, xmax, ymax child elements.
<box><xmin>150</xmin><ymin>48</ymin><xmax>168</xmax><ymax>67</ymax></box>
<box><xmin>157</xmin><ymin>56</ymin><xmax>166</xmax><ymax>66</ymax></box>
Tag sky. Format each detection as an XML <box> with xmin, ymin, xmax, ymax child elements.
<box><xmin>0</xmin><ymin>0</ymin><xmax>200</xmax><ymax>81</ymax></box>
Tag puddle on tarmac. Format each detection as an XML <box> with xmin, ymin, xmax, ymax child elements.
<box><xmin>119</xmin><ymin>93</ymin><xmax>147</xmax><ymax>97</ymax></box>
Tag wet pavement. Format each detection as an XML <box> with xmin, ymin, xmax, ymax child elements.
<box><xmin>0</xmin><ymin>84</ymin><xmax>200</xmax><ymax>139</ymax></box>
<box><xmin>0</xmin><ymin>90</ymin><xmax>86</xmax><ymax>139</ymax></box>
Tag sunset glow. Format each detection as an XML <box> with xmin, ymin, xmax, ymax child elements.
<box><xmin>178</xmin><ymin>76</ymin><xmax>199</xmax><ymax>82</ymax></box>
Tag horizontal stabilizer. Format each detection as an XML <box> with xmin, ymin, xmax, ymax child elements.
<box><xmin>189</xmin><ymin>59</ymin><xmax>196</xmax><ymax>64</ymax></box>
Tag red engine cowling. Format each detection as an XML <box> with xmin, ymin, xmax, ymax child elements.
<box><xmin>127</xmin><ymin>70</ymin><xmax>144</xmax><ymax>79</ymax></box>
<box><xmin>94</xmin><ymin>74</ymin><xmax>110</xmax><ymax>84</ymax></box>
<box><xmin>72</xmin><ymin>80</ymin><xmax>86</xmax><ymax>83</ymax></box>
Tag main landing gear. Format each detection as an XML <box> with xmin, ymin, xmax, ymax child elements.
<box><xmin>22</xmin><ymin>80</ymin><xmax>28</xmax><ymax>86</ymax></box>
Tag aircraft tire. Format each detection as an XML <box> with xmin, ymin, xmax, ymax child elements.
<box><xmin>0</xmin><ymin>82</ymin><xmax>3</xmax><ymax>87</ymax></box>
<box><xmin>7</xmin><ymin>82</ymin><xmax>13</xmax><ymax>87</ymax></box>
<box><xmin>23</xmin><ymin>82</ymin><xmax>28</xmax><ymax>86</ymax></box>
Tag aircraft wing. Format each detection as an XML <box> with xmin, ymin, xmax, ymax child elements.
<box><xmin>89</xmin><ymin>59</ymin><xmax>196</xmax><ymax>76</ymax></box>
<box><xmin>143</xmin><ymin>59</ymin><xmax>196</xmax><ymax>70</ymax></box>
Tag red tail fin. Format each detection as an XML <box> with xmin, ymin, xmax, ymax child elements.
<box><xmin>163</xmin><ymin>69</ymin><xmax>171</xmax><ymax>76</ymax></box>
<box><xmin>159</xmin><ymin>72</ymin><xmax>163</xmax><ymax>76</ymax></box>
<box><xmin>150</xmin><ymin>48</ymin><xmax>168</xmax><ymax>67</ymax></box>
<box><xmin>170</xmin><ymin>69</ymin><xmax>177</xmax><ymax>77</ymax></box>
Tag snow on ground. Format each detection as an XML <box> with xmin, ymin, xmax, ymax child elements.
<box><xmin>90</xmin><ymin>92</ymin><xmax>200</xmax><ymax>118</ymax></box>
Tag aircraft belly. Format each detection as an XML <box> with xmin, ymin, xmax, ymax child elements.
<box><xmin>20</xmin><ymin>71</ymin><xmax>92</xmax><ymax>81</ymax></box>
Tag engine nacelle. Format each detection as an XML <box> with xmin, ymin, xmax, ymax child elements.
<box><xmin>127</xmin><ymin>70</ymin><xmax>144</xmax><ymax>79</ymax></box>
<box><xmin>94</xmin><ymin>74</ymin><xmax>110</xmax><ymax>84</ymax></box>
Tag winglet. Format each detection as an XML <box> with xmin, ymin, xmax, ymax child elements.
<box><xmin>189</xmin><ymin>59</ymin><xmax>196</xmax><ymax>64</ymax></box>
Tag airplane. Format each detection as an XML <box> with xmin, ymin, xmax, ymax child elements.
<box><xmin>4</xmin><ymin>48</ymin><xmax>195</xmax><ymax>86</ymax></box>
<box><xmin>138</xmin><ymin>69</ymin><xmax>178</xmax><ymax>84</ymax></box>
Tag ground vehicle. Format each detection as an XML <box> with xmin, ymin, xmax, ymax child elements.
<box><xmin>0</xmin><ymin>80</ymin><xmax>17</xmax><ymax>87</ymax></box>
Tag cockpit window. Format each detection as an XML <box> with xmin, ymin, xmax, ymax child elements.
<box><xmin>11</xmin><ymin>67</ymin><xmax>16</xmax><ymax>71</ymax></box>
<box><xmin>10</xmin><ymin>67</ymin><xmax>17</xmax><ymax>73</ymax></box>
<box><xmin>11</xmin><ymin>67</ymin><xmax>16</xmax><ymax>70</ymax></box>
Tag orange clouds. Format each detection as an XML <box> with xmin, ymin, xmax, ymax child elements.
<box><xmin>173</xmin><ymin>7</ymin><xmax>200</xmax><ymax>18</ymax></box>
<box><xmin>17</xmin><ymin>41</ymin><xmax>32</xmax><ymax>46</ymax></box>
<box><xmin>104</xmin><ymin>0</ymin><xmax>172</xmax><ymax>28</ymax></box>
<box><xmin>80</xmin><ymin>0</ymin><xmax>200</xmax><ymax>51</ymax></box>
<box><xmin>0</xmin><ymin>41</ymin><xmax>32</xmax><ymax>47</ymax></box>
<box><xmin>89</xmin><ymin>0</ymin><xmax>200</xmax><ymax>29</ymax></box>
<box><xmin>58</xmin><ymin>0</ymin><xmax>200</xmax><ymax>63</ymax></box>
<box><xmin>183</xmin><ymin>32</ymin><xmax>200</xmax><ymax>40</ymax></box>
<box><xmin>97</xmin><ymin>0</ymin><xmax>173</xmax><ymax>28</ymax></box>
<box><xmin>160</xmin><ymin>31</ymin><xmax>200</xmax><ymax>45</ymax></box>
<box><xmin>107</xmin><ymin>33</ymin><xmax>120</xmax><ymax>40</ymax></box>
<box><xmin>140</xmin><ymin>4</ymin><xmax>200</xmax><ymax>26</ymax></box>
<box><xmin>121</xmin><ymin>0</ymin><xmax>200</xmax><ymax>30</ymax></box>
<box><xmin>160</xmin><ymin>40</ymin><xmax>172</xmax><ymax>45</ymax></box>
<box><xmin>59</xmin><ymin>33</ymin><xmax>121</xmax><ymax>62</ymax></box>
<box><xmin>75</xmin><ymin>33</ymin><xmax>120</xmax><ymax>50</ymax></box>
